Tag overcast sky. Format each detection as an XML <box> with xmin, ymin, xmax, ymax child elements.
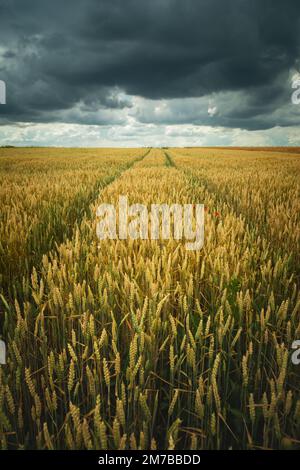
<box><xmin>0</xmin><ymin>0</ymin><xmax>300</xmax><ymax>146</ymax></box>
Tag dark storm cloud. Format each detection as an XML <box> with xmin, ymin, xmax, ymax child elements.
<box><xmin>0</xmin><ymin>0</ymin><xmax>300</xmax><ymax>129</ymax></box>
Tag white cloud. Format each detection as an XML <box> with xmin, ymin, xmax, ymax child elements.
<box><xmin>1</xmin><ymin>119</ymin><xmax>300</xmax><ymax>147</ymax></box>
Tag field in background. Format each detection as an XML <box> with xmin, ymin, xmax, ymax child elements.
<box><xmin>0</xmin><ymin>147</ymin><xmax>299</xmax><ymax>450</ymax></box>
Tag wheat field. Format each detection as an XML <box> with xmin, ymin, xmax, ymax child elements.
<box><xmin>0</xmin><ymin>147</ymin><xmax>299</xmax><ymax>450</ymax></box>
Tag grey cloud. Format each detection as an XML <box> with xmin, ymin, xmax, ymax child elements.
<box><xmin>0</xmin><ymin>0</ymin><xmax>300</xmax><ymax>131</ymax></box>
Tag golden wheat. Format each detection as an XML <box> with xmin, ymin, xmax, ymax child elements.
<box><xmin>0</xmin><ymin>146</ymin><xmax>299</xmax><ymax>450</ymax></box>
